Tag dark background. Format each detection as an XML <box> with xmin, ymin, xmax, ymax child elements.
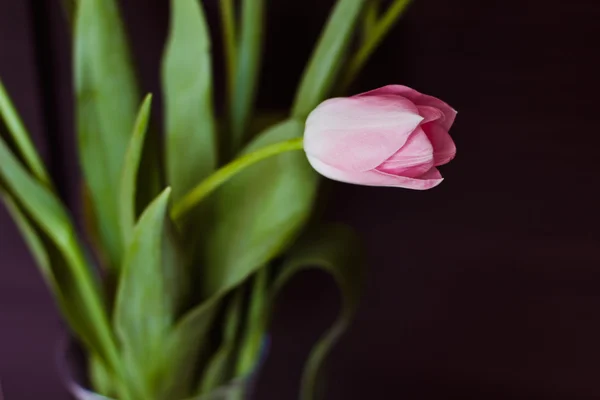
<box><xmin>1</xmin><ymin>0</ymin><xmax>600</xmax><ymax>399</ymax></box>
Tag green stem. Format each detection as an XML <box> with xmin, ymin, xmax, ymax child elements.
<box><xmin>219</xmin><ymin>0</ymin><xmax>237</xmax><ymax>108</ymax></box>
<box><xmin>338</xmin><ymin>0</ymin><xmax>413</xmax><ymax>93</ymax></box>
<box><xmin>171</xmin><ymin>138</ymin><xmax>305</xmax><ymax>222</ymax></box>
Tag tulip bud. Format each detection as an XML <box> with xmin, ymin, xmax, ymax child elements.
<box><xmin>304</xmin><ymin>85</ymin><xmax>457</xmax><ymax>190</ymax></box>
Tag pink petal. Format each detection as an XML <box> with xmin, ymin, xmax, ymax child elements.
<box><xmin>358</xmin><ymin>85</ymin><xmax>457</xmax><ymax>131</ymax></box>
<box><xmin>304</xmin><ymin>96</ymin><xmax>423</xmax><ymax>172</ymax></box>
<box><xmin>376</xmin><ymin>127</ymin><xmax>434</xmax><ymax>177</ymax></box>
<box><xmin>417</xmin><ymin>167</ymin><xmax>443</xmax><ymax>180</ymax></box>
<box><xmin>377</xmin><ymin>161</ymin><xmax>434</xmax><ymax>179</ymax></box>
<box><xmin>417</xmin><ymin>105</ymin><xmax>445</xmax><ymax>124</ymax></box>
<box><xmin>422</xmin><ymin>123</ymin><xmax>456</xmax><ymax>166</ymax></box>
<box><xmin>307</xmin><ymin>155</ymin><xmax>444</xmax><ymax>190</ymax></box>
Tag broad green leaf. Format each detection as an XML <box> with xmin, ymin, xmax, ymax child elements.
<box><xmin>74</xmin><ymin>0</ymin><xmax>140</xmax><ymax>270</ymax></box>
<box><xmin>0</xmin><ymin>139</ymin><xmax>124</xmax><ymax>393</ymax></box>
<box><xmin>198</xmin><ymin>289</ymin><xmax>244</xmax><ymax>394</ymax></box>
<box><xmin>133</xmin><ymin>126</ymin><xmax>164</xmax><ymax>224</ymax></box>
<box><xmin>230</xmin><ymin>0</ymin><xmax>265</xmax><ymax>153</ymax></box>
<box><xmin>201</xmin><ymin>119</ymin><xmax>319</xmax><ymax>297</ymax></box>
<box><xmin>158</xmin><ymin>293</ymin><xmax>223</xmax><ymax>399</ymax></box>
<box><xmin>89</xmin><ymin>355</ymin><xmax>116</xmax><ymax>398</ymax></box>
<box><xmin>119</xmin><ymin>94</ymin><xmax>153</xmax><ymax>246</ymax></box>
<box><xmin>291</xmin><ymin>0</ymin><xmax>365</xmax><ymax>119</ymax></box>
<box><xmin>162</xmin><ymin>0</ymin><xmax>217</xmax><ymax>203</ymax></box>
<box><xmin>0</xmin><ymin>79</ymin><xmax>50</xmax><ymax>185</ymax></box>
<box><xmin>273</xmin><ymin>224</ymin><xmax>364</xmax><ymax>400</ymax></box>
<box><xmin>248</xmin><ymin>111</ymin><xmax>288</xmax><ymax>139</ymax></box>
<box><xmin>236</xmin><ymin>266</ymin><xmax>269</xmax><ymax>376</ymax></box>
<box><xmin>114</xmin><ymin>188</ymin><xmax>189</xmax><ymax>399</ymax></box>
<box><xmin>171</xmin><ymin>137</ymin><xmax>305</xmax><ymax>222</ymax></box>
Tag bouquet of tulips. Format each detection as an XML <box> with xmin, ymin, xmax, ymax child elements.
<box><xmin>0</xmin><ymin>0</ymin><xmax>457</xmax><ymax>399</ymax></box>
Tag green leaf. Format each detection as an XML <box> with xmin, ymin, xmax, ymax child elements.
<box><xmin>236</xmin><ymin>266</ymin><xmax>269</xmax><ymax>376</ymax></box>
<box><xmin>219</xmin><ymin>0</ymin><xmax>237</xmax><ymax>110</ymax></box>
<box><xmin>0</xmin><ymin>138</ymin><xmax>126</xmax><ymax>396</ymax></box>
<box><xmin>338</xmin><ymin>0</ymin><xmax>413</xmax><ymax>92</ymax></box>
<box><xmin>291</xmin><ymin>0</ymin><xmax>366</xmax><ymax>119</ymax></box>
<box><xmin>0</xmin><ymin>141</ymin><xmax>71</xmax><ymax>251</ymax></box>
<box><xmin>74</xmin><ymin>0</ymin><xmax>140</xmax><ymax>270</ymax></box>
<box><xmin>89</xmin><ymin>355</ymin><xmax>116</xmax><ymax>398</ymax></box>
<box><xmin>162</xmin><ymin>0</ymin><xmax>217</xmax><ymax>203</ymax></box>
<box><xmin>273</xmin><ymin>224</ymin><xmax>365</xmax><ymax>400</ymax></box>
<box><xmin>248</xmin><ymin>111</ymin><xmax>288</xmax><ymax>138</ymax></box>
<box><xmin>119</xmin><ymin>94</ymin><xmax>153</xmax><ymax>247</ymax></box>
<box><xmin>0</xmin><ymin>190</ymin><xmax>52</xmax><ymax>281</ymax></box>
<box><xmin>201</xmin><ymin>119</ymin><xmax>319</xmax><ymax>298</ymax></box>
<box><xmin>0</xmin><ymin>79</ymin><xmax>50</xmax><ymax>185</ymax></box>
<box><xmin>1</xmin><ymin>189</ymin><xmax>124</xmax><ymax>398</ymax></box>
<box><xmin>1</xmin><ymin>189</ymin><xmax>98</xmax><ymax>358</ymax></box>
<box><xmin>230</xmin><ymin>0</ymin><xmax>265</xmax><ymax>153</ymax></box>
<box><xmin>171</xmin><ymin>137</ymin><xmax>304</xmax><ymax>222</ymax></box>
<box><xmin>0</xmin><ymin>191</ymin><xmax>75</xmax><ymax>327</ymax></box>
<box><xmin>133</xmin><ymin>126</ymin><xmax>164</xmax><ymax>225</ymax></box>
<box><xmin>114</xmin><ymin>187</ymin><xmax>189</xmax><ymax>399</ymax></box>
<box><xmin>361</xmin><ymin>0</ymin><xmax>379</xmax><ymax>40</ymax></box>
<box><xmin>198</xmin><ymin>289</ymin><xmax>244</xmax><ymax>394</ymax></box>
<box><xmin>159</xmin><ymin>293</ymin><xmax>223</xmax><ymax>399</ymax></box>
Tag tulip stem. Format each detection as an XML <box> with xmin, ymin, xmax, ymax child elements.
<box><xmin>338</xmin><ymin>0</ymin><xmax>413</xmax><ymax>93</ymax></box>
<box><xmin>171</xmin><ymin>137</ymin><xmax>305</xmax><ymax>222</ymax></box>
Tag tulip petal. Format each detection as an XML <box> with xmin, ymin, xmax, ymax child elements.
<box><xmin>417</xmin><ymin>105</ymin><xmax>444</xmax><ymax>124</ymax></box>
<box><xmin>358</xmin><ymin>85</ymin><xmax>457</xmax><ymax>131</ymax></box>
<box><xmin>377</xmin><ymin>161</ymin><xmax>434</xmax><ymax>179</ymax></box>
<box><xmin>423</xmin><ymin>123</ymin><xmax>457</xmax><ymax>166</ymax></box>
<box><xmin>376</xmin><ymin>127</ymin><xmax>434</xmax><ymax>178</ymax></box>
<box><xmin>416</xmin><ymin>167</ymin><xmax>443</xmax><ymax>180</ymax></box>
<box><xmin>304</xmin><ymin>96</ymin><xmax>423</xmax><ymax>172</ymax></box>
<box><xmin>307</xmin><ymin>155</ymin><xmax>443</xmax><ymax>190</ymax></box>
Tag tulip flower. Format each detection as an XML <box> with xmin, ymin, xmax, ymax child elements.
<box><xmin>303</xmin><ymin>85</ymin><xmax>457</xmax><ymax>190</ymax></box>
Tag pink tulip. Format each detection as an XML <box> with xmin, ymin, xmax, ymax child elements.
<box><xmin>303</xmin><ymin>85</ymin><xmax>457</xmax><ymax>190</ymax></box>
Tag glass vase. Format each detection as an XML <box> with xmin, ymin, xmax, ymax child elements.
<box><xmin>56</xmin><ymin>335</ymin><xmax>268</xmax><ymax>400</ymax></box>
